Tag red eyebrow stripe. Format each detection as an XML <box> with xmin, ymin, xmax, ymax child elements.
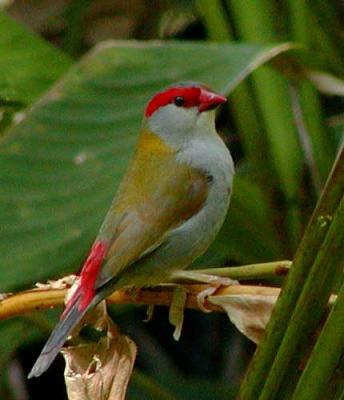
<box><xmin>145</xmin><ymin>87</ymin><xmax>201</xmax><ymax>117</ymax></box>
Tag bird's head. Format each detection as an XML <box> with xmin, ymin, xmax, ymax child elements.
<box><xmin>143</xmin><ymin>82</ymin><xmax>227</xmax><ymax>147</ymax></box>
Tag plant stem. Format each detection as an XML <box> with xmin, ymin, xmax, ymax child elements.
<box><xmin>196</xmin><ymin>0</ymin><xmax>284</xmax><ymax>254</ymax></box>
<box><xmin>310</xmin><ymin>1</ymin><xmax>344</xmax><ymax>58</ymax></box>
<box><xmin>309</xmin><ymin>6</ymin><xmax>344</xmax><ymax>75</ymax></box>
<box><xmin>239</xmin><ymin>147</ymin><xmax>344</xmax><ymax>399</ymax></box>
<box><xmin>62</xmin><ymin>0</ymin><xmax>93</xmax><ymax>56</ymax></box>
<box><xmin>193</xmin><ymin>260</ymin><xmax>291</xmax><ymax>280</ymax></box>
<box><xmin>0</xmin><ymin>283</ymin><xmax>281</xmax><ymax>321</ymax></box>
<box><xmin>289</xmin><ymin>0</ymin><xmax>336</xmax><ymax>191</ymax></box>
<box><xmin>196</xmin><ymin>0</ymin><xmax>232</xmax><ymax>41</ymax></box>
<box><xmin>258</xmin><ymin>194</ymin><xmax>344</xmax><ymax>399</ymax></box>
<box><xmin>291</xmin><ymin>281</ymin><xmax>344</xmax><ymax>400</ymax></box>
<box><xmin>332</xmin><ymin>368</ymin><xmax>344</xmax><ymax>400</ymax></box>
<box><xmin>226</xmin><ymin>0</ymin><xmax>304</xmax><ymax>251</ymax></box>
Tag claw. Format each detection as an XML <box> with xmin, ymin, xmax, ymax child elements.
<box><xmin>127</xmin><ymin>286</ymin><xmax>141</xmax><ymax>301</ymax></box>
<box><xmin>169</xmin><ymin>286</ymin><xmax>187</xmax><ymax>341</ymax></box>
<box><xmin>196</xmin><ymin>286</ymin><xmax>218</xmax><ymax>313</ymax></box>
<box><xmin>143</xmin><ymin>304</ymin><xmax>155</xmax><ymax>322</ymax></box>
<box><xmin>191</xmin><ymin>275</ymin><xmax>238</xmax><ymax>313</ymax></box>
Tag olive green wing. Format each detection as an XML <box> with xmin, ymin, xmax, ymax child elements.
<box><xmin>95</xmin><ymin>158</ymin><xmax>208</xmax><ymax>289</ymax></box>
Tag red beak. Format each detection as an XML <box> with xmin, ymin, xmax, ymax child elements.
<box><xmin>198</xmin><ymin>89</ymin><xmax>227</xmax><ymax>112</ymax></box>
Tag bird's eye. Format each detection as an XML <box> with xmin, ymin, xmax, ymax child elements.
<box><xmin>174</xmin><ymin>96</ymin><xmax>185</xmax><ymax>107</ymax></box>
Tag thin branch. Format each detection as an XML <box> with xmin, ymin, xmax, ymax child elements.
<box><xmin>0</xmin><ymin>284</ymin><xmax>281</xmax><ymax>321</ymax></box>
<box><xmin>0</xmin><ymin>260</ymin><xmax>291</xmax><ymax>321</ymax></box>
<box><xmin>193</xmin><ymin>260</ymin><xmax>291</xmax><ymax>280</ymax></box>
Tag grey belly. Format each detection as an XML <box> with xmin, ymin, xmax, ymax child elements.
<box><xmin>114</xmin><ymin>192</ymin><xmax>230</xmax><ymax>289</ymax></box>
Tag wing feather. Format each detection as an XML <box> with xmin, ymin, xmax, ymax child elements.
<box><xmin>95</xmin><ymin>131</ymin><xmax>208</xmax><ymax>288</ymax></box>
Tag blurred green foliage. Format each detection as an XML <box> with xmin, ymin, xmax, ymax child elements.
<box><xmin>0</xmin><ymin>41</ymin><xmax>294</xmax><ymax>293</ymax></box>
<box><xmin>0</xmin><ymin>1</ymin><xmax>343</xmax><ymax>399</ymax></box>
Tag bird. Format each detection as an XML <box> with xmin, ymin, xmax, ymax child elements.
<box><xmin>28</xmin><ymin>81</ymin><xmax>235</xmax><ymax>378</ymax></box>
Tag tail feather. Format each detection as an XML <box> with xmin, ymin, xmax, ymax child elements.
<box><xmin>28</xmin><ymin>295</ymin><xmax>87</xmax><ymax>379</ymax></box>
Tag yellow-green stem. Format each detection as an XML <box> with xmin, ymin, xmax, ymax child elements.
<box><xmin>193</xmin><ymin>261</ymin><xmax>291</xmax><ymax>280</ymax></box>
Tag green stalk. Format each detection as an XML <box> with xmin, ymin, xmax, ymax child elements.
<box><xmin>289</xmin><ymin>0</ymin><xmax>336</xmax><ymax>191</ymax></box>
<box><xmin>310</xmin><ymin>0</ymin><xmax>344</xmax><ymax>57</ymax></box>
<box><xmin>194</xmin><ymin>260</ymin><xmax>291</xmax><ymax>280</ymax></box>
<box><xmin>275</xmin><ymin>367</ymin><xmax>302</xmax><ymax>399</ymax></box>
<box><xmin>239</xmin><ymin>147</ymin><xmax>344</xmax><ymax>399</ymax></box>
<box><xmin>226</xmin><ymin>0</ymin><xmax>304</xmax><ymax>251</ymax></box>
<box><xmin>196</xmin><ymin>0</ymin><xmax>284</xmax><ymax>254</ymax></box>
<box><xmin>312</xmin><ymin>20</ymin><xmax>344</xmax><ymax>76</ymax></box>
<box><xmin>196</xmin><ymin>0</ymin><xmax>232</xmax><ymax>40</ymax></box>
<box><xmin>258</xmin><ymin>194</ymin><xmax>344</xmax><ymax>399</ymax></box>
<box><xmin>196</xmin><ymin>0</ymin><xmax>273</xmax><ymax>185</ymax></box>
<box><xmin>229</xmin><ymin>84</ymin><xmax>281</xmax><ymax>204</ymax></box>
<box><xmin>292</xmin><ymin>281</ymin><xmax>344</xmax><ymax>400</ymax></box>
<box><xmin>63</xmin><ymin>0</ymin><xmax>93</xmax><ymax>56</ymax></box>
<box><xmin>333</xmin><ymin>370</ymin><xmax>344</xmax><ymax>400</ymax></box>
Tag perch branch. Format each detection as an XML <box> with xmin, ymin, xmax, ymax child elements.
<box><xmin>0</xmin><ymin>284</ymin><xmax>281</xmax><ymax>321</ymax></box>
<box><xmin>0</xmin><ymin>260</ymin><xmax>291</xmax><ymax>321</ymax></box>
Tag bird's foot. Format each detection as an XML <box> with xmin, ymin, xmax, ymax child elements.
<box><xmin>196</xmin><ymin>286</ymin><xmax>218</xmax><ymax>313</ymax></box>
<box><xmin>140</xmin><ymin>283</ymin><xmax>188</xmax><ymax>341</ymax></box>
<box><xmin>126</xmin><ymin>286</ymin><xmax>141</xmax><ymax>302</ymax></box>
<box><xmin>169</xmin><ymin>285</ymin><xmax>188</xmax><ymax>341</ymax></box>
<box><xmin>171</xmin><ymin>270</ymin><xmax>238</xmax><ymax>287</ymax></box>
<box><xmin>144</xmin><ymin>304</ymin><xmax>155</xmax><ymax>322</ymax></box>
<box><xmin>171</xmin><ymin>271</ymin><xmax>238</xmax><ymax>313</ymax></box>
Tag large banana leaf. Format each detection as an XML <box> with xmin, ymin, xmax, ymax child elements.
<box><xmin>0</xmin><ymin>41</ymin><xmax>293</xmax><ymax>292</ymax></box>
<box><xmin>0</xmin><ymin>12</ymin><xmax>71</xmax><ymax>105</ymax></box>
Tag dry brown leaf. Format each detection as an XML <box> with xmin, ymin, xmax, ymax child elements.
<box><xmin>35</xmin><ymin>274</ymin><xmax>77</xmax><ymax>290</ymax></box>
<box><xmin>61</xmin><ymin>299</ymin><xmax>136</xmax><ymax>400</ymax></box>
<box><xmin>209</xmin><ymin>291</ymin><xmax>279</xmax><ymax>344</ymax></box>
<box><xmin>62</xmin><ymin>318</ymin><xmax>136</xmax><ymax>400</ymax></box>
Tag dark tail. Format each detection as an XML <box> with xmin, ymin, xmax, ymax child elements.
<box><xmin>28</xmin><ymin>275</ymin><xmax>116</xmax><ymax>378</ymax></box>
<box><xmin>28</xmin><ymin>294</ymin><xmax>88</xmax><ymax>379</ymax></box>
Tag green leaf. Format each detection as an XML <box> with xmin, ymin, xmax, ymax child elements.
<box><xmin>292</xmin><ymin>281</ymin><xmax>344</xmax><ymax>400</ymax></box>
<box><xmin>0</xmin><ymin>315</ymin><xmax>49</xmax><ymax>366</ymax></box>
<box><xmin>239</xmin><ymin>147</ymin><xmax>344</xmax><ymax>399</ymax></box>
<box><xmin>0</xmin><ymin>40</ymin><xmax>293</xmax><ymax>291</ymax></box>
<box><xmin>0</xmin><ymin>12</ymin><xmax>71</xmax><ymax>105</ymax></box>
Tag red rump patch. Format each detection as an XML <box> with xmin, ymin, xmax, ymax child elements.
<box><xmin>145</xmin><ymin>86</ymin><xmax>201</xmax><ymax>117</ymax></box>
<box><xmin>60</xmin><ymin>241</ymin><xmax>108</xmax><ymax>320</ymax></box>
<box><xmin>78</xmin><ymin>241</ymin><xmax>108</xmax><ymax>311</ymax></box>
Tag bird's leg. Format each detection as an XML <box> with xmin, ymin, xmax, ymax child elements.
<box><xmin>143</xmin><ymin>304</ymin><xmax>155</xmax><ymax>322</ymax></box>
<box><xmin>126</xmin><ymin>286</ymin><xmax>141</xmax><ymax>301</ymax></box>
<box><xmin>171</xmin><ymin>270</ymin><xmax>238</xmax><ymax>286</ymax></box>
<box><xmin>141</xmin><ymin>283</ymin><xmax>188</xmax><ymax>340</ymax></box>
<box><xmin>125</xmin><ymin>286</ymin><xmax>156</xmax><ymax>322</ymax></box>
<box><xmin>169</xmin><ymin>285</ymin><xmax>188</xmax><ymax>341</ymax></box>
